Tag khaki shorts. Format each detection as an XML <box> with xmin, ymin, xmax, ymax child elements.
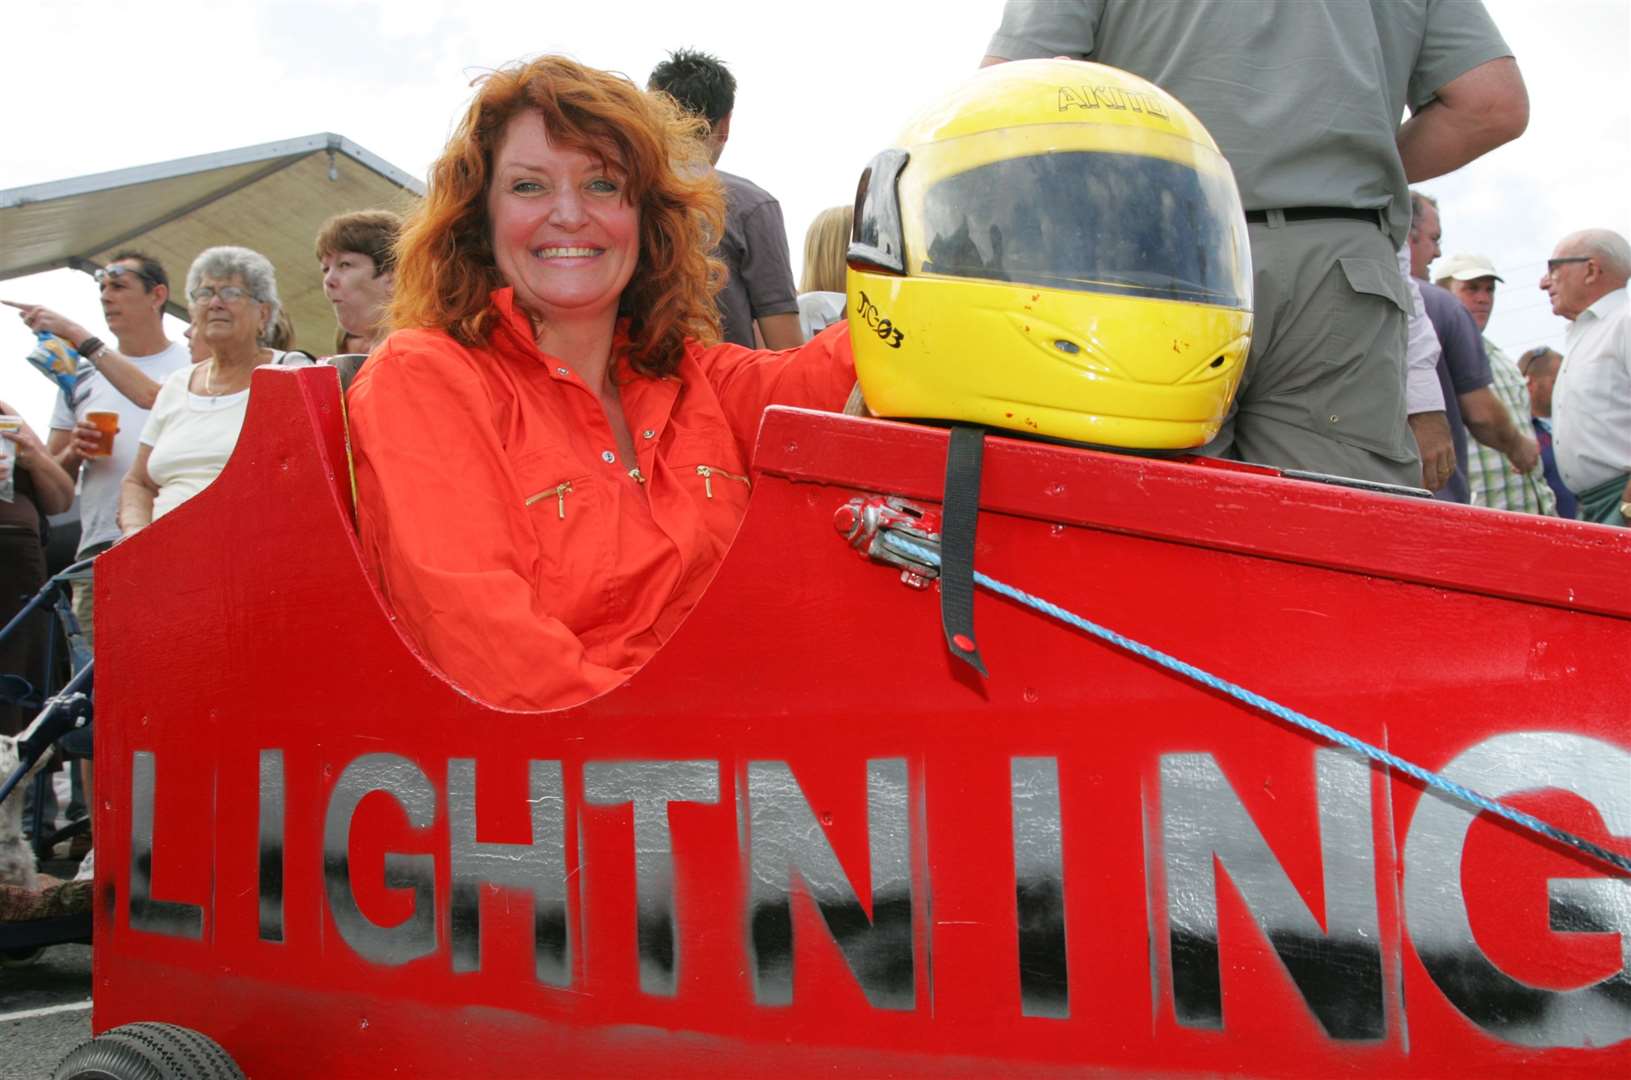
<box><xmin>69</xmin><ymin>540</ymin><xmax>114</xmax><ymax>651</ymax></box>
<box><xmin>1203</xmin><ymin>215</ymin><xmax>1421</xmax><ymax>489</ymax></box>
<box><xmin>71</xmin><ymin>577</ymin><xmax>95</xmax><ymax>651</ymax></box>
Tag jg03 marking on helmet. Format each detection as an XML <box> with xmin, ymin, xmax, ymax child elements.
<box><xmin>847</xmin><ymin>59</ymin><xmax>1254</xmax><ymax>450</ymax></box>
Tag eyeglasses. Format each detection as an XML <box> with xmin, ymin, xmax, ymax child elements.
<box><xmin>188</xmin><ymin>286</ymin><xmax>254</xmax><ymax>304</ymax></box>
<box><xmin>94</xmin><ymin>264</ymin><xmax>157</xmax><ymax>287</ymax></box>
<box><xmin>1545</xmin><ymin>257</ymin><xmax>1591</xmax><ymax>274</ymax></box>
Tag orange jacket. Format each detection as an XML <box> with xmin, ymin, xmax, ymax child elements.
<box><xmin>347</xmin><ymin>288</ymin><xmax>855</xmax><ymax>710</ymax></box>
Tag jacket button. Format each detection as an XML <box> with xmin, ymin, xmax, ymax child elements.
<box><xmin>642</xmin><ymin>429</ymin><xmax>655</xmax><ymax>439</ymax></box>
<box><xmin>601</xmin><ymin>450</ymin><xmax>616</xmax><ymax>463</ymax></box>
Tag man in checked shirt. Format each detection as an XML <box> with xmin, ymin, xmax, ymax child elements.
<box><xmin>1435</xmin><ymin>252</ymin><xmax>1557</xmax><ymax>515</ymax></box>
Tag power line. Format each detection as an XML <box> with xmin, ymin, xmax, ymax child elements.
<box><xmin>1495</xmin><ymin>296</ymin><xmax>1567</xmax><ymax>317</ymax></box>
<box><xmin>1507</xmin><ymin>334</ymin><xmax>1567</xmax><ymax>355</ymax></box>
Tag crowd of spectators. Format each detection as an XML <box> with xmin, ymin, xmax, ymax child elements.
<box><xmin>0</xmin><ymin>215</ymin><xmax>398</xmax><ymax>876</ymax></box>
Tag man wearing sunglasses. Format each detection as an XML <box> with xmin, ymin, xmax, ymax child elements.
<box><xmin>1433</xmin><ymin>252</ymin><xmax>1555</xmax><ymax>516</ymax></box>
<box><xmin>6</xmin><ymin>252</ymin><xmax>191</xmax><ymax>641</ymax></box>
<box><xmin>1540</xmin><ymin>229</ymin><xmax>1631</xmax><ymax>526</ymax></box>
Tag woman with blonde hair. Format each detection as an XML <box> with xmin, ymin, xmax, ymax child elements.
<box><xmin>798</xmin><ymin>205</ymin><xmax>853</xmax><ymax>341</ymax></box>
<box><xmin>347</xmin><ymin>56</ymin><xmax>855</xmax><ymax>711</ymax></box>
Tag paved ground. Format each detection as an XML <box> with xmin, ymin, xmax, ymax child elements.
<box><xmin>0</xmin><ymin>943</ymin><xmax>92</xmax><ymax>1080</ymax></box>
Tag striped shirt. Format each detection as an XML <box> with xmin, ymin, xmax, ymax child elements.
<box><xmin>1466</xmin><ymin>339</ymin><xmax>1557</xmax><ymax>515</ymax></box>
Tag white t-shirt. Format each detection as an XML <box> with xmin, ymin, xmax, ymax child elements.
<box><xmin>797</xmin><ymin>291</ymin><xmax>846</xmax><ymax>342</ymax></box>
<box><xmin>50</xmin><ymin>341</ymin><xmax>191</xmax><ymax>554</ymax></box>
<box><xmin>140</xmin><ymin>352</ymin><xmax>292</xmax><ymax>521</ymax></box>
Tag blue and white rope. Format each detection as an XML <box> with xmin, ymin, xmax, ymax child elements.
<box><xmin>880</xmin><ymin>531</ymin><xmax>1631</xmax><ymax>876</ymax></box>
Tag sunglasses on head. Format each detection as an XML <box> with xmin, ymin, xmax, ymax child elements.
<box><xmin>94</xmin><ymin>264</ymin><xmax>158</xmax><ymax>288</ymax></box>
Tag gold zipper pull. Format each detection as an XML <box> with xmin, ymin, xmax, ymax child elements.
<box><xmin>555</xmin><ymin>480</ymin><xmax>573</xmax><ymax>519</ymax></box>
<box><xmin>628</xmin><ymin>467</ymin><xmax>646</xmax><ymax>484</ymax></box>
<box><xmin>695</xmin><ymin>464</ymin><xmax>750</xmax><ymax>499</ymax></box>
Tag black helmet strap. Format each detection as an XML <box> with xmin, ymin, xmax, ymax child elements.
<box><xmin>940</xmin><ymin>425</ymin><xmax>988</xmax><ymax>678</ymax></box>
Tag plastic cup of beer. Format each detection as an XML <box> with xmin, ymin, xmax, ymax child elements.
<box><xmin>85</xmin><ymin>411</ymin><xmax>119</xmax><ymax>457</ymax></box>
<box><xmin>0</xmin><ymin>417</ymin><xmax>20</xmax><ymax>494</ymax></box>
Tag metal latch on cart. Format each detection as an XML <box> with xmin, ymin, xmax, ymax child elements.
<box><xmin>833</xmin><ymin>495</ymin><xmax>943</xmax><ymax>589</ymax></box>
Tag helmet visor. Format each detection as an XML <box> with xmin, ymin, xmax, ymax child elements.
<box><xmin>908</xmin><ymin>150</ymin><xmax>1250</xmax><ymax>308</ymax></box>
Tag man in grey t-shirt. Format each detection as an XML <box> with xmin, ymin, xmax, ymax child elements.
<box><xmin>649</xmin><ymin>49</ymin><xmax>803</xmax><ymax>350</ymax></box>
<box><xmin>984</xmin><ymin>0</ymin><xmax>1527</xmax><ymax>488</ymax></box>
<box><xmin>10</xmin><ymin>251</ymin><xmax>191</xmax><ymax>599</ymax></box>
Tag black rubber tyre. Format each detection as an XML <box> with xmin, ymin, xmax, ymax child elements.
<box><xmin>52</xmin><ymin>1023</ymin><xmax>244</xmax><ymax>1080</ymax></box>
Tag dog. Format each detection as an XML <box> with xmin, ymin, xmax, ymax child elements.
<box><xmin>0</xmin><ymin>734</ymin><xmax>45</xmax><ymax>891</ymax></box>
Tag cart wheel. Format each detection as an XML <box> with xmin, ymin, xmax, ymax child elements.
<box><xmin>53</xmin><ymin>1023</ymin><xmax>243</xmax><ymax>1080</ymax></box>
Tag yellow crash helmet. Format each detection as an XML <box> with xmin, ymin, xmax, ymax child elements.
<box><xmin>848</xmin><ymin>59</ymin><xmax>1253</xmax><ymax>450</ymax></box>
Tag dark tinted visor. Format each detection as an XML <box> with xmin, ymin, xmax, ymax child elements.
<box><xmin>916</xmin><ymin>151</ymin><xmax>1249</xmax><ymax>307</ymax></box>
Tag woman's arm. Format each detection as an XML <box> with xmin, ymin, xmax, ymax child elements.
<box><xmin>119</xmin><ymin>443</ymin><xmax>160</xmax><ymax>536</ymax></box>
<box><xmin>0</xmin><ymin>406</ymin><xmax>76</xmax><ymax>514</ymax></box>
<box><xmin>699</xmin><ymin>322</ymin><xmax>858</xmax><ymax>460</ymax></box>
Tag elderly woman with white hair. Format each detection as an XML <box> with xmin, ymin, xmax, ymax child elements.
<box><xmin>119</xmin><ymin>245</ymin><xmax>309</xmax><ymax>534</ymax></box>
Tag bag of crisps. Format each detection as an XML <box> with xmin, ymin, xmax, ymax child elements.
<box><xmin>25</xmin><ymin>331</ymin><xmax>92</xmax><ymax>405</ymax></box>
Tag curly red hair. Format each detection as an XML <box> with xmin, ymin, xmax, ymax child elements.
<box><xmin>389</xmin><ymin>55</ymin><xmax>725</xmax><ymax>376</ymax></box>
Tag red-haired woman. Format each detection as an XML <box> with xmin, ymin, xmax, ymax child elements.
<box><xmin>347</xmin><ymin>56</ymin><xmax>855</xmax><ymax>711</ymax></box>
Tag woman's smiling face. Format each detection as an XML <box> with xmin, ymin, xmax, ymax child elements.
<box><xmin>486</xmin><ymin>111</ymin><xmax>641</xmax><ymax>330</ymax></box>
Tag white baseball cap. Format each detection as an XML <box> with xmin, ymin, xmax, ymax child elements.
<box><xmin>1435</xmin><ymin>253</ymin><xmax>1504</xmax><ymax>282</ymax></box>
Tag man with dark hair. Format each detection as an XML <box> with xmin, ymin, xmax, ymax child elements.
<box><xmin>5</xmin><ymin>252</ymin><xmax>190</xmax><ymax>627</ymax></box>
<box><xmin>648</xmin><ymin>49</ymin><xmax>802</xmax><ymax>350</ymax></box>
<box><xmin>4</xmin><ymin>251</ymin><xmax>191</xmax><ymax>846</ymax></box>
<box><xmin>7</xmin><ymin>251</ymin><xmax>180</xmax><ymax>411</ymax></box>
<box><xmin>315</xmin><ymin>209</ymin><xmax>402</xmax><ymax>356</ymax></box>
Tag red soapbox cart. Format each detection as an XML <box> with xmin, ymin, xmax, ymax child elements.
<box><xmin>62</xmin><ymin>364</ymin><xmax>1631</xmax><ymax>1076</ymax></box>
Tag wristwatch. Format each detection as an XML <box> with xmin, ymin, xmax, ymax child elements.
<box><xmin>76</xmin><ymin>336</ymin><xmax>105</xmax><ymax>364</ymax></box>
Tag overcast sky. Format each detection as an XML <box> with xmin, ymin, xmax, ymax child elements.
<box><xmin>3</xmin><ymin>0</ymin><xmax>1627</xmax><ymax>433</ymax></box>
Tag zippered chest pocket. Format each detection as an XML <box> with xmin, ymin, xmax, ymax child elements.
<box><xmin>694</xmin><ymin>464</ymin><xmax>750</xmax><ymax>500</ymax></box>
<box><xmin>678</xmin><ymin>461</ymin><xmax>753</xmax><ymax>548</ymax></box>
<box><xmin>514</xmin><ymin>453</ymin><xmax>609</xmax><ymax>605</ymax></box>
<box><xmin>525</xmin><ymin>479</ymin><xmax>581</xmax><ymax>519</ymax></box>
<box><xmin>521</xmin><ymin>470</ymin><xmax>600</xmax><ymax>527</ymax></box>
